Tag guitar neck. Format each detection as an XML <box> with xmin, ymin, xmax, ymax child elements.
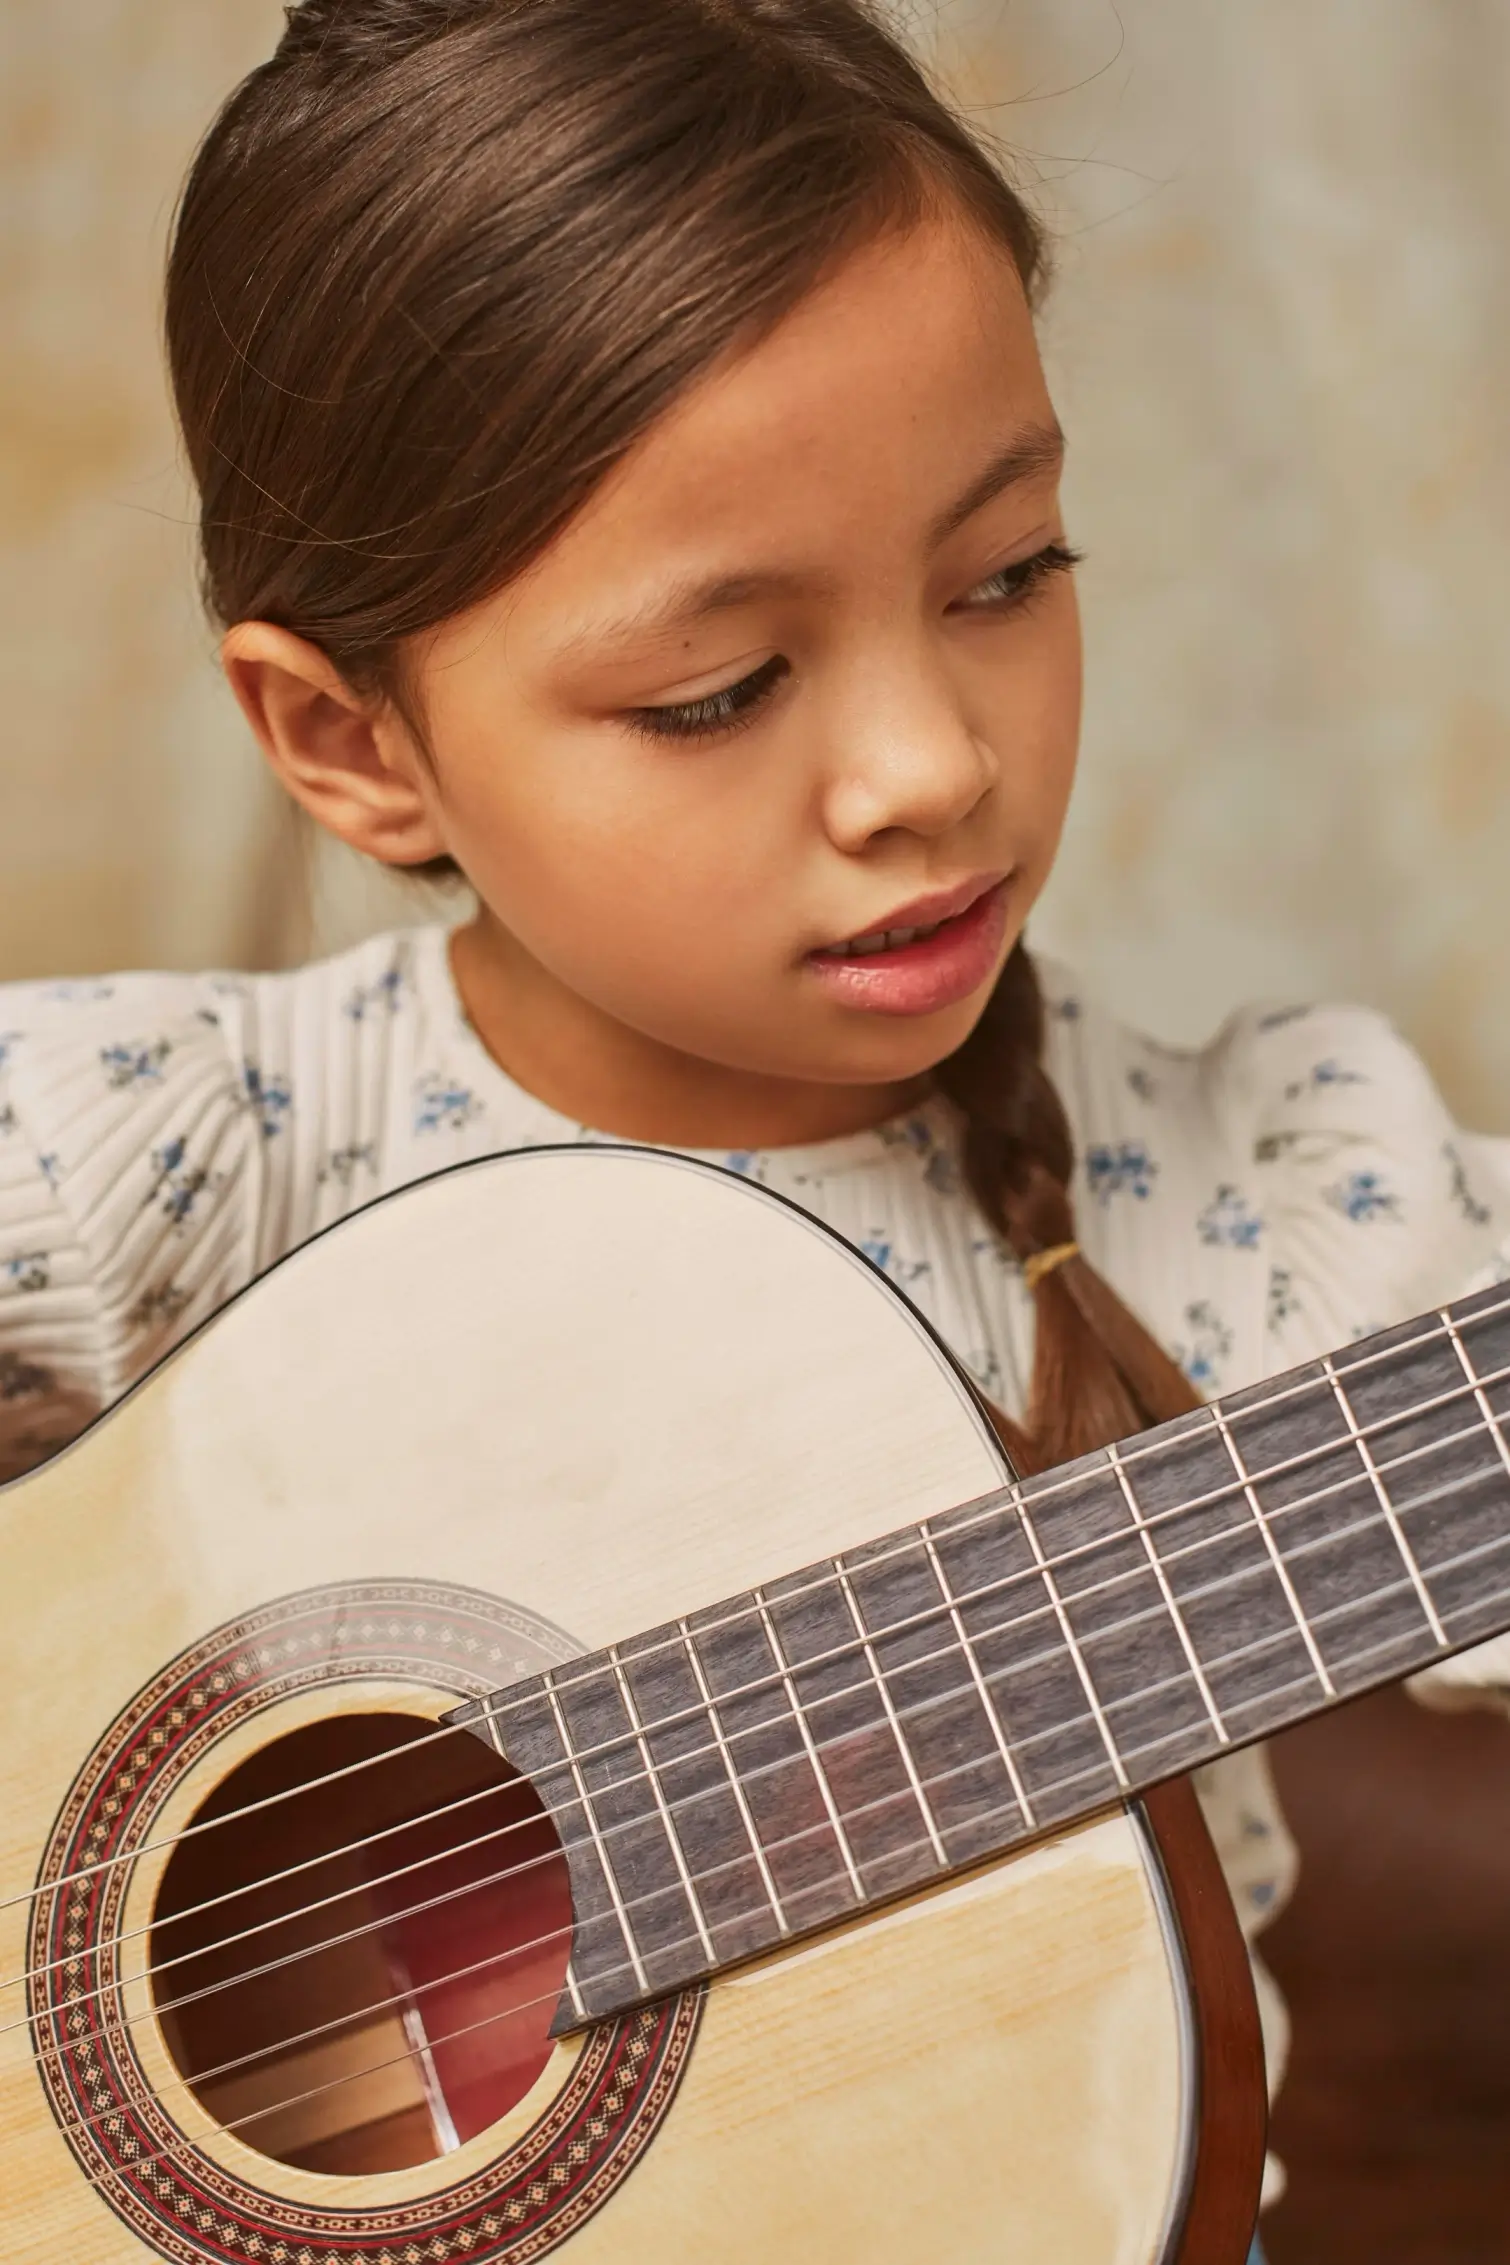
<box><xmin>456</xmin><ymin>1280</ymin><xmax>1510</xmax><ymax>2027</ymax></box>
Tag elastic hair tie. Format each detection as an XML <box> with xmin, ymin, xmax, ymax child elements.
<box><xmin>1022</xmin><ymin>1241</ymin><xmax>1080</xmax><ymax>1294</ymax></box>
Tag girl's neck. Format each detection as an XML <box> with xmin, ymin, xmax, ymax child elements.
<box><xmin>448</xmin><ymin>914</ymin><xmax>931</xmax><ymax>1151</ymax></box>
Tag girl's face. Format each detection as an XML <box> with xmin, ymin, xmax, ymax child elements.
<box><xmin>230</xmin><ymin>205</ymin><xmax>1082</xmax><ymax>1146</ymax></box>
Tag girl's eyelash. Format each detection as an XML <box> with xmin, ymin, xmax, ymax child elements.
<box><xmin>624</xmin><ymin>652</ymin><xmax>789</xmax><ymax>744</ymax></box>
<box><xmin>624</xmin><ymin>539</ymin><xmax>1084</xmax><ymax>745</ymax></box>
<box><xmin>967</xmin><ymin>539</ymin><xmax>1085</xmax><ymax>612</ymax></box>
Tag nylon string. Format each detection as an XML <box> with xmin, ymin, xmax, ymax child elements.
<box><xmin>3</xmin><ymin>1292</ymin><xmax>1503</xmax><ymax>1928</ymax></box>
<box><xmin>4</xmin><ymin>1371</ymin><xmax>1500</xmax><ymax>2009</ymax></box>
<box><xmin>13</xmin><ymin>1437</ymin><xmax>1510</xmax><ymax>2132</ymax></box>
<box><xmin>4</xmin><ymin>1335</ymin><xmax>1509</xmax><ymax>2021</ymax></box>
<box><xmin>42</xmin><ymin>1538</ymin><xmax>1510</xmax><ymax>2204</ymax></box>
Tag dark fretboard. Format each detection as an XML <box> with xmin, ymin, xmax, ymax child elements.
<box><xmin>453</xmin><ymin>1281</ymin><xmax>1510</xmax><ymax>2029</ymax></box>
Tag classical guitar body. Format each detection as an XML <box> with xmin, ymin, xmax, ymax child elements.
<box><xmin>0</xmin><ymin>1148</ymin><xmax>1261</xmax><ymax>2263</ymax></box>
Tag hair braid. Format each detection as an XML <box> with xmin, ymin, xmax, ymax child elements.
<box><xmin>934</xmin><ymin>945</ymin><xmax>1202</xmax><ymax>1474</ymax></box>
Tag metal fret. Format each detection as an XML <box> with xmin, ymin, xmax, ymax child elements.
<box><xmin>606</xmin><ymin>1645</ymin><xmax>716</xmax><ymax>1968</ymax></box>
<box><xmin>1207</xmin><ymin>1401</ymin><xmax>1337</xmax><ymax>1699</ymax></box>
<box><xmin>1321</xmin><ymin>1354</ymin><xmax>1447</xmax><ymax>1646</ymax></box>
<box><xmin>1104</xmin><ymin>1439</ymin><xmax>1230</xmax><ymax>1745</ymax></box>
<box><xmin>752</xmin><ymin>1592</ymin><xmax>865</xmax><ymax>1903</ymax></box>
<box><xmin>1442</xmin><ymin>1309</ymin><xmax>1510</xmax><ymax>1488</ymax></box>
<box><xmin>833</xmin><ymin>1565</ymin><xmax>947</xmax><ymax>1868</ymax></box>
<box><xmin>678</xmin><ymin>1615</ymin><xmax>791</xmax><ymax>1937</ymax></box>
<box><xmin>918</xmin><ymin>1524</ymin><xmax>1038</xmax><ymax>1832</ymax></box>
<box><xmin>543</xmin><ymin>1674</ymin><xmax>648</xmax><ymax>1998</ymax></box>
<box><xmin>453</xmin><ymin>1285</ymin><xmax>1510</xmax><ymax>2036</ymax></box>
<box><xmin>1011</xmin><ymin>1491</ymin><xmax>1130</xmax><ymax>1790</ymax></box>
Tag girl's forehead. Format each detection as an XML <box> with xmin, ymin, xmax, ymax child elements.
<box><xmin>520</xmin><ymin>218</ymin><xmax>1054</xmax><ymax>598</ymax></box>
<box><xmin>626</xmin><ymin>216</ymin><xmax>1042</xmax><ymax>487</ymax></box>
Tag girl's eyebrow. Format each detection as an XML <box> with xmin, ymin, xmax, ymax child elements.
<box><xmin>554</xmin><ymin>419</ymin><xmax>1066</xmax><ymax>661</ymax></box>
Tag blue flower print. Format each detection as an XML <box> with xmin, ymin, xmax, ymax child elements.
<box><xmin>0</xmin><ymin>1350</ymin><xmax>53</xmax><ymax>1403</ymax></box>
<box><xmin>962</xmin><ymin>1346</ymin><xmax>1004</xmax><ymax>1399</ymax></box>
<box><xmin>240</xmin><ymin>1062</ymin><xmax>293</xmax><ymax>1140</ymax></box>
<box><xmin>1444</xmin><ymin>1143</ymin><xmax>1492</xmax><ymax>1228</ymax></box>
<box><xmin>0</xmin><ymin>1033</ymin><xmax>22</xmax><ymax>1075</ymax></box>
<box><xmin>1173</xmin><ymin>1300</ymin><xmax>1233</xmax><ymax>1393</ymax></box>
<box><xmin>1085</xmin><ymin>1142</ymin><xmax>1159</xmax><ymax>1204</ymax></box>
<box><xmin>142</xmin><ymin>1138</ymin><xmax>217</xmax><ymax>1231</ymax></box>
<box><xmin>125</xmin><ymin>1281</ymin><xmax>191</xmax><ymax>1331</ymax></box>
<box><xmin>413</xmin><ymin>1074</ymin><xmax>484</xmax><ymax>1136</ymax></box>
<box><xmin>36</xmin><ymin>1153</ymin><xmax>60</xmax><ymax>1191</ymax></box>
<box><xmin>923</xmin><ymin>1147</ymin><xmax>960</xmax><ymax>1197</ymax></box>
<box><xmin>859</xmin><ymin>1235</ymin><xmax>931</xmax><ymax>1291</ymax></box>
<box><xmin>4</xmin><ymin>1252</ymin><xmax>50</xmax><ymax>1293</ymax></box>
<box><xmin>1046</xmin><ymin>993</ymin><xmax>1082</xmax><ymax>1022</ymax></box>
<box><xmin>722</xmin><ymin>1151</ymin><xmax>759</xmax><ymax>1178</ymax></box>
<box><xmin>344</xmin><ymin>960</ymin><xmax>409</xmax><ymax>1022</ymax></box>
<box><xmin>1126</xmin><ymin>1065</ymin><xmax>1158</xmax><ymax>1104</ymax></box>
<box><xmin>1267</xmin><ymin>1265</ymin><xmax>1298</xmax><ymax>1331</ymax></box>
<box><xmin>42</xmin><ymin>979</ymin><xmax>114</xmax><ymax>1005</ymax></box>
<box><xmin>877</xmin><ymin>1114</ymin><xmax>936</xmax><ymax>1157</ymax></box>
<box><xmin>100</xmin><ymin>1038</ymin><xmax>172</xmax><ymax>1091</ymax></box>
<box><xmin>317</xmin><ymin>1143</ymin><xmax>379</xmax><ymax>1191</ymax></box>
<box><xmin>1324</xmin><ymin>1169</ymin><xmax>1401</xmax><ymax>1225</ymax></box>
<box><xmin>1282</xmin><ymin>1057</ymin><xmax>1369</xmax><ymax>1102</ymax></box>
<box><xmin>1197</xmin><ymin>1185</ymin><xmax>1264</xmax><ymax>1252</ymax></box>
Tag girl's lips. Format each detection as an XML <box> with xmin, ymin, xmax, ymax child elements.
<box><xmin>804</xmin><ymin>878</ymin><xmax>1011</xmax><ymax>1017</ymax></box>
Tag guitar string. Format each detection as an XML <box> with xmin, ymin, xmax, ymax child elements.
<box><xmin>15</xmin><ymin>1466</ymin><xmax>1510</xmax><ymax>2102</ymax></box>
<box><xmin>5</xmin><ymin>1396</ymin><xmax>1492</xmax><ymax>2026</ymax></box>
<box><xmin>2</xmin><ymin>1376</ymin><xmax>1496</xmax><ymax>2007</ymax></box>
<box><xmin>1</xmin><ymin>1292</ymin><xmax>1499</xmax><ymax>1922</ymax></box>
<box><xmin>35</xmin><ymin>1556</ymin><xmax>1493</xmax><ymax>2170</ymax></box>
<box><xmin>8</xmin><ymin>1451</ymin><xmax>1443</xmax><ymax>2050</ymax></box>
<box><xmin>5</xmin><ymin>1296</ymin><xmax>1503</xmax><ymax>1928</ymax></box>
<box><xmin>5</xmin><ymin>1376</ymin><xmax>1508</xmax><ymax>2010</ymax></box>
<box><xmin>39</xmin><ymin>1575</ymin><xmax>1494</xmax><ymax>2198</ymax></box>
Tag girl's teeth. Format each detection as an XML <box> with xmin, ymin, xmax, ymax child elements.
<box><xmin>824</xmin><ymin>917</ymin><xmax>944</xmax><ymax>957</ymax></box>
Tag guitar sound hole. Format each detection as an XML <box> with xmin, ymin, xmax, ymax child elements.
<box><xmin>150</xmin><ymin>1711</ymin><xmax>573</xmax><ymax>2176</ymax></box>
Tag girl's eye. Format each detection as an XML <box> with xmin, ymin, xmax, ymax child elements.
<box><xmin>624</xmin><ymin>652</ymin><xmax>790</xmax><ymax>744</ymax></box>
<box><xmin>960</xmin><ymin>539</ymin><xmax>1085</xmax><ymax>614</ymax></box>
<box><xmin>622</xmin><ymin>541</ymin><xmax>1083</xmax><ymax>744</ymax></box>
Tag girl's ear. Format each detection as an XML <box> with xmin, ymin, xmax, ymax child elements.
<box><xmin>220</xmin><ymin>622</ymin><xmax>448</xmax><ymax>869</ymax></box>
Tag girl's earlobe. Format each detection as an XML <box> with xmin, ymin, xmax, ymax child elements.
<box><xmin>220</xmin><ymin>623</ymin><xmax>449</xmax><ymax>870</ymax></box>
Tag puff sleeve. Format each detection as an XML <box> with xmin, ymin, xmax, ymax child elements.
<box><xmin>0</xmin><ymin>973</ymin><xmax>267</xmax><ymax>1480</ymax></box>
<box><xmin>1205</xmin><ymin>995</ymin><xmax>1510</xmax><ymax>1714</ymax></box>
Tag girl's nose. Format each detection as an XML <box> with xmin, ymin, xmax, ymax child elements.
<box><xmin>819</xmin><ymin>688</ymin><xmax>998</xmax><ymax>853</ymax></box>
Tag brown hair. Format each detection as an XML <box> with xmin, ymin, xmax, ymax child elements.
<box><xmin>167</xmin><ymin>0</ymin><xmax>1199</xmax><ymax>1473</ymax></box>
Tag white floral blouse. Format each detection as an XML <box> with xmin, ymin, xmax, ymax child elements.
<box><xmin>4</xmin><ymin>921</ymin><xmax>1510</xmax><ymax>2197</ymax></box>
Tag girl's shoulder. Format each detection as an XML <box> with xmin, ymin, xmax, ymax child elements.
<box><xmin>0</xmin><ymin>926</ymin><xmax>465</xmax><ymax>1450</ymax></box>
<box><xmin>0</xmin><ymin>925</ymin><xmax>454</xmax><ymax>1126</ymax></box>
<box><xmin>0</xmin><ymin>921</ymin><xmax>457</xmax><ymax>1257</ymax></box>
<box><xmin>1034</xmin><ymin>948</ymin><xmax>1451</xmax><ymax>1138</ymax></box>
<box><xmin>0</xmin><ymin>922</ymin><xmax>449</xmax><ymax>1055</ymax></box>
<box><xmin>1034</xmin><ymin>947</ymin><xmax>1510</xmax><ymax>1349</ymax></box>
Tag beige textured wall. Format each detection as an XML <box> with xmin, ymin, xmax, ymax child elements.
<box><xmin>929</xmin><ymin>0</ymin><xmax>1510</xmax><ymax>1125</ymax></box>
<box><xmin>3</xmin><ymin>2</ymin><xmax>1508</xmax><ymax>1122</ymax></box>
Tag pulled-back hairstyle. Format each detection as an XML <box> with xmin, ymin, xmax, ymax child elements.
<box><xmin>167</xmin><ymin>0</ymin><xmax>1200</xmax><ymax>1471</ymax></box>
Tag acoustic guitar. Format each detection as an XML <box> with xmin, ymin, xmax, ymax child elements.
<box><xmin>4</xmin><ymin>1145</ymin><xmax>1508</xmax><ymax>2262</ymax></box>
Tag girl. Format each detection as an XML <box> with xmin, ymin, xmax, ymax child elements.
<box><xmin>3</xmin><ymin>1</ymin><xmax>1508</xmax><ymax>2252</ymax></box>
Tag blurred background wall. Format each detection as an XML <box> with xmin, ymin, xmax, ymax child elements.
<box><xmin>3</xmin><ymin>0</ymin><xmax>1509</xmax><ymax>1128</ymax></box>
